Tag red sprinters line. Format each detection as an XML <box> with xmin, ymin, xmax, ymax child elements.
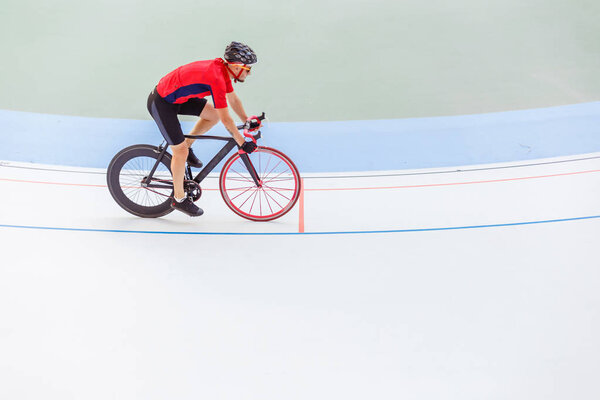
<box><xmin>1</xmin><ymin>169</ymin><xmax>599</xmax><ymax>192</ymax></box>
<box><xmin>0</xmin><ymin>178</ymin><xmax>220</xmax><ymax>191</ymax></box>
<box><xmin>0</xmin><ymin>178</ymin><xmax>106</xmax><ymax>187</ymax></box>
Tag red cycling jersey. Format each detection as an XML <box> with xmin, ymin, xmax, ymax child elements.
<box><xmin>156</xmin><ymin>58</ymin><xmax>233</xmax><ymax>109</ymax></box>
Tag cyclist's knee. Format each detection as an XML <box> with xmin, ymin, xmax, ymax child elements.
<box><xmin>171</xmin><ymin>142</ymin><xmax>188</xmax><ymax>157</ymax></box>
<box><xmin>200</xmin><ymin>103</ymin><xmax>218</xmax><ymax>122</ymax></box>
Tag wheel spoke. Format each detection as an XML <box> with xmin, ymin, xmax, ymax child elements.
<box><xmin>263</xmin><ymin>188</ymin><xmax>285</xmax><ymax>209</ymax></box>
<box><xmin>226</xmin><ymin>177</ymin><xmax>258</xmax><ymax>183</ymax></box>
<box><xmin>262</xmin><ymin>189</ymin><xmax>274</xmax><ymax>215</ymax></box>
<box><xmin>248</xmin><ymin>188</ymin><xmax>260</xmax><ymax>214</ymax></box>
<box><xmin>261</xmin><ymin>188</ymin><xmax>281</xmax><ymax>213</ymax></box>
<box><xmin>262</xmin><ymin>170</ymin><xmax>291</xmax><ymax>185</ymax></box>
<box><xmin>237</xmin><ymin>187</ymin><xmax>259</xmax><ymax>210</ymax></box>
<box><xmin>117</xmin><ymin>154</ymin><xmax>172</xmax><ymax>209</ymax></box>
<box><xmin>262</xmin><ymin>185</ymin><xmax>295</xmax><ymax>192</ymax></box>
<box><xmin>261</xmin><ymin>176</ymin><xmax>294</xmax><ymax>183</ymax></box>
<box><xmin>261</xmin><ymin>185</ymin><xmax>293</xmax><ymax>200</ymax></box>
<box><xmin>230</xmin><ymin>167</ymin><xmax>254</xmax><ymax>183</ymax></box>
<box><xmin>260</xmin><ymin>152</ymin><xmax>271</xmax><ymax>182</ymax></box>
<box><xmin>229</xmin><ymin>184</ymin><xmax>258</xmax><ymax>202</ymax></box>
<box><xmin>262</xmin><ymin>159</ymin><xmax>283</xmax><ymax>181</ymax></box>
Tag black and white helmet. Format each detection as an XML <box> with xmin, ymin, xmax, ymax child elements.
<box><xmin>224</xmin><ymin>41</ymin><xmax>258</xmax><ymax>65</ymax></box>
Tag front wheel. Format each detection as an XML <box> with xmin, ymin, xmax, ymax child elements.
<box><xmin>106</xmin><ymin>144</ymin><xmax>174</xmax><ymax>218</ymax></box>
<box><xmin>219</xmin><ymin>147</ymin><xmax>301</xmax><ymax>221</ymax></box>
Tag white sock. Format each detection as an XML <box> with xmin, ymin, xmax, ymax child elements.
<box><xmin>175</xmin><ymin>196</ymin><xmax>186</xmax><ymax>203</ymax></box>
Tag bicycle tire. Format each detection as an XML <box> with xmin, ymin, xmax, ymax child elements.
<box><xmin>219</xmin><ymin>146</ymin><xmax>301</xmax><ymax>221</ymax></box>
<box><xmin>106</xmin><ymin>144</ymin><xmax>174</xmax><ymax>218</ymax></box>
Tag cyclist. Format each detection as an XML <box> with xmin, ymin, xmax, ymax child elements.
<box><xmin>147</xmin><ymin>41</ymin><xmax>261</xmax><ymax>217</ymax></box>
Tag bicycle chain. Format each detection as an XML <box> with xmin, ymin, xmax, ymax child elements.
<box><xmin>140</xmin><ymin>178</ymin><xmax>202</xmax><ymax>202</ymax></box>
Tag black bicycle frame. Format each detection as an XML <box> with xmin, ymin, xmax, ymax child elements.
<box><xmin>144</xmin><ymin>134</ymin><xmax>261</xmax><ymax>190</ymax></box>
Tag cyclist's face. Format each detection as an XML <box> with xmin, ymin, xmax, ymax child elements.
<box><xmin>230</xmin><ymin>64</ymin><xmax>251</xmax><ymax>82</ymax></box>
<box><xmin>237</xmin><ymin>68</ymin><xmax>250</xmax><ymax>82</ymax></box>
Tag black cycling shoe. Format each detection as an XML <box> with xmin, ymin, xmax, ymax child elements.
<box><xmin>171</xmin><ymin>197</ymin><xmax>204</xmax><ymax>217</ymax></box>
<box><xmin>187</xmin><ymin>148</ymin><xmax>203</xmax><ymax>168</ymax></box>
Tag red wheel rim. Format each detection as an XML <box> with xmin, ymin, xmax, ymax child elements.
<box><xmin>219</xmin><ymin>147</ymin><xmax>301</xmax><ymax>221</ymax></box>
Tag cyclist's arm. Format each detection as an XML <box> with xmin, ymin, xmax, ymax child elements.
<box><xmin>216</xmin><ymin>107</ymin><xmax>245</xmax><ymax>146</ymax></box>
<box><xmin>226</xmin><ymin>92</ymin><xmax>249</xmax><ymax>122</ymax></box>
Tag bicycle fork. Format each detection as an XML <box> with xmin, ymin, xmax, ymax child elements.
<box><xmin>239</xmin><ymin>152</ymin><xmax>262</xmax><ymax>188</ymax></box>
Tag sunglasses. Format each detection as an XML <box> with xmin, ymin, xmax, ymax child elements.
<box><xmin>232</xmin><ymin>64</ymin><xmax>252</xmax><ymax>72</ymax></box>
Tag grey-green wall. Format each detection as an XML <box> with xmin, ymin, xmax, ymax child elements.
<box><xmin>1</xmin><ymin>0</ymin><xmax>599</xmax><ymax>121</ymax></box>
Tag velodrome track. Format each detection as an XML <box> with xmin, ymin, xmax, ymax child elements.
<box><xmin>2</xmin><ymin>0</ymin><xmax>600</xmax><ymax>396</ymax></box>
<box><xmin>1</xmin><ymin>153</ymin><xmax>599</xmax><ymax>235</ymax></box>
<box><xmin>1</xmin><ymin>145</ymin><xmax>599</xmax><ymax>399</ymax></box>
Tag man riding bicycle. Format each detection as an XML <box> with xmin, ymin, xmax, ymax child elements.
<box><xmin>147</xmin><ymin>41</ymin><xmax>260</xmax><ymax>217</ymax></box>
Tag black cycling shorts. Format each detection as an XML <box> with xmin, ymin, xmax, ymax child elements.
<box><xmin>147</xmin><ymin>87</ymin><xmax>207</xmax><ymax>146</ymax></box>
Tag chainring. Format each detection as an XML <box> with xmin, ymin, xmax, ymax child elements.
<box><xmin>184</xmin><ymin>180</ymin><xmax>202</xmax><ymax>202</ymax></box>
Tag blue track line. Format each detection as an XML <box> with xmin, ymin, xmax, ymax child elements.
<box><xmin>1</xmin><ymin>215</ymin><xmax>599</xmax><ymax>236</ymax></box>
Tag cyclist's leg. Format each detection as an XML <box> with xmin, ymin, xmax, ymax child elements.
<box><xmin>147</xmin><ymin>88</ymin><xmax>188</xmax><ymax>199</ymax></box>
<box><xmin>169</xmin><ymin>143</ymin><xmax>188</xmax><ymax>199</ymax></box>
<box><xmin>183</xmin><ymin>100</ymin><xmax>219</xmax><ymax>147</ymax></box>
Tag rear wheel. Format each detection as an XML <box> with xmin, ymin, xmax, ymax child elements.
<box><xmin>219</xmin><ymin>147</ymin><xmax>301</xmax><ymax>221</ymax></box>
<box><xmin>106</xmin><ymin>144</ymin><xmax>174</xmax><ymax>218</ymax></box>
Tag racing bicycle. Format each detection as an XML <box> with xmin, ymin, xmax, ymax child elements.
<box><xmin>106</xmin><ymin>113</ymin><xmax>301</xmax><ymax>221</ymax></box>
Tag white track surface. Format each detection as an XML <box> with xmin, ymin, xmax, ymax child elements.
<box><xmin>1</xmin><ymin>154</ymin><xmax>600</xmax><ymax>400</ymax></box>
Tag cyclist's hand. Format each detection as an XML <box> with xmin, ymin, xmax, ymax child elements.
<box><xmin>246</xmin><ymin>116</ymin><xmax>262</xmax><ymax>132</ymax></box>
<box><xmin>241</xmin><ymin>141</ymin><xmax>257</xmax><ymax>153</ymax></box>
